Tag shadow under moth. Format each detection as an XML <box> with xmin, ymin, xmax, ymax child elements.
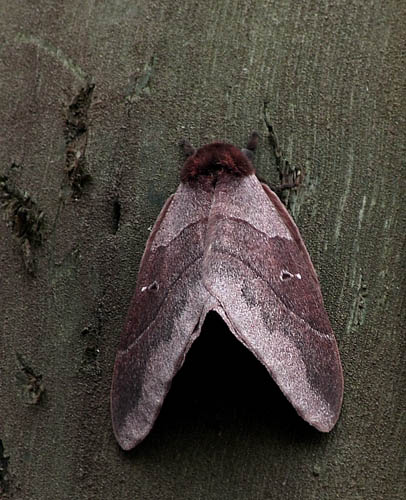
<box><xmin>111</xmin><ymin>133</ymin><xmax>344</xmax><ymax>450</ymax></box>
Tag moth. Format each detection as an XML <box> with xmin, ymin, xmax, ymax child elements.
<box><xmin>111</xmin><ymin>133</ymin><xmax>344</xmax><ymax>450</ymax></box>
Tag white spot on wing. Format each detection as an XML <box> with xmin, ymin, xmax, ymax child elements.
<box><xmin>141</xmin><ymin>281</ymin><xmax>159</xmax><ymax>293</ymax></box>
<box><xmin>280</xmin><ymin>270</ymin><xmax>293</xmax><ymax>281</ymax></box>
<box><xmin>280</xmin><ymin>270</ymin><xmax>302</xmax><ymax>281</ymax></box>
<box><xmin>148</xmin><ymin>281</ymin><xmax>159</xmax><ymax>291</ymax></box>
<box><xmin>214</xmin><ymin>175</ymin><xmax>293</xmax><ymax>240</ymax></box>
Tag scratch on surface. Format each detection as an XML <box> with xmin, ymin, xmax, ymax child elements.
<box><xmin>15</xmin><ymin>33</ymin><xmax>89</xmax><ymax>82</ymax></box>
<box><xmin>334</xmin><ymin>150</ymin><xmax>353</xmax><ymax>244</ymax></box>
<box><xmin>345</xmin><ymin>273</ymin><xmax>368</xmax><ymax>337</ymax></box>
<box><xmin>357</xmin><ymin>194</ymin><xmax>367</xmax><ymax>230</ymax></box>
<box><xmin>125</xmin><ymin>55</ymin><xmax>157</xmax><ymax>103</ymax></box>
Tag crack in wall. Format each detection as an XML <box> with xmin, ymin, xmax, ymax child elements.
<box><xmin>262</xmin><ymin>101</ymin><xmax>304</xmax><ymax>214</ymax></box>
<box><xmin>63</xmin><ymin>84</ymin><xmax>95</xmax><ymax>199</ymax></box>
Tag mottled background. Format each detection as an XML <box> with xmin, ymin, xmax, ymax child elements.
<box><xmin>0</xmin><ymin>1</ymin><xmax>404</xmax><ymax>499</ymax></box>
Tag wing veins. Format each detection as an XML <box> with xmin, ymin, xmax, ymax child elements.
<box><xmin>118</xmin><ymin>256</ymin><xmax>205</xmax><ymax>355</ymax></box>
<box><xmin>152</xmin><ymin>217</ymin><xmax>208</xmax><ymax>251</ymax></box>
<box><xmin>210</xmin><ymin>214</ymin><xmax>291</xmax><ymax>245</ymax></box>
<box><xmin>207</xmin><ymin>248</ymin><xmax>329</xmax><ymax>338</ymax></box>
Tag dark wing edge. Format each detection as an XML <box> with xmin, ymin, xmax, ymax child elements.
<box><xmin>111</xmin><ymin>190</ymin><xmax>210</xmax><ymax>450</ymax></box>
<box><xmin>260</xmin><ymin>183</ymin><xmax>319</xmax><ymax>283</ymax></box>
<box><xmin>260</xmin><ymin>182</ymin><xmax>343</xmax><ymax>429</ymax></box>
<box><xmin>204</xmin><ymin>176</ymin><xmax>343</xmax><ymax>432</ymax></box>
<box><xmin>216</xmin><ymin>305</ymin><xmax>343</xmax><ymax>432</ymax></box>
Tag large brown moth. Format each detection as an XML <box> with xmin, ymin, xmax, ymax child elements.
<box><xmin>111</xmin><ymin>133</ymin><xmax>343</xmax><ymax>450</ymax></box>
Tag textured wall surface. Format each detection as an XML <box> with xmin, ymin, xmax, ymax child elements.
<box><xmin>0</xmin><ymin>1</ymin><xmax>404</xmax><ymax>499</ymax></box>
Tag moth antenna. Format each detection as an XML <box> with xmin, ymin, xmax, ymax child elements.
<box><xmin>241</xmin><ymin>132</ymin><xmax>259</xmax><ymax>160</ymax></box>
<box><xmin>179</xmin><ymin>139</ymin><xmax>196</xmax><ymax>158</ymax></box>
<box><xmin>246</xmin><ymin>132</ymin><xmax>259</xmax><ymax>151</ymax></box>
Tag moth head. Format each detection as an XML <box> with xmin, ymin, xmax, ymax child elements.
<box><xmin>181</xmin><ymin>142</ymin><xmax>255</xmax><ymax>186</ymax></box>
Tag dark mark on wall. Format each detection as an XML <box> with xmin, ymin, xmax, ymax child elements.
<box><xmin>16</xmin><ymin>353</ymin><xmax>45</xmax><ymax>405</ymax></box>
<box><xmin>63</xmin><ymin>84</ymin><xmax>94</xmax><ymax>198</ymax></box>
<box><xmin>125</xmin><ymin>55</ymin><xmax>156</xmax><ymax>103</ymax></box>
<box><xmin>112</xmin><ymin>198</ymin><xmax>121</xmax><ymax>234</ymax></box>
<box><xmin>80</xmin><ymin>323</ymin><xmax>102</xmax><ymax>376</ymax></box>
<box><xmin>0</xmin><ymin>440</ymin><xmax>10</xmax><ymax>495</ymax></box>
<box><xmin>263</xmin><ymin>101</ymin><xmax>304</xmax><ymax>210</ymax></box>
<box><xmin>0</xmin><ymin>175</ymin><xmax>44</xmax><ymax>274</ymax></box>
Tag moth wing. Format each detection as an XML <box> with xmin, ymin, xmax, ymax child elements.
<box><xmin>203</xmin><ymin>174</ymin><xmax>343</xmax><ymax>431</ymax></box>
<box><xmin>111</xmin><ymin>184</ymin><xmax>211</xmax><ymax>450</ymax></box>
